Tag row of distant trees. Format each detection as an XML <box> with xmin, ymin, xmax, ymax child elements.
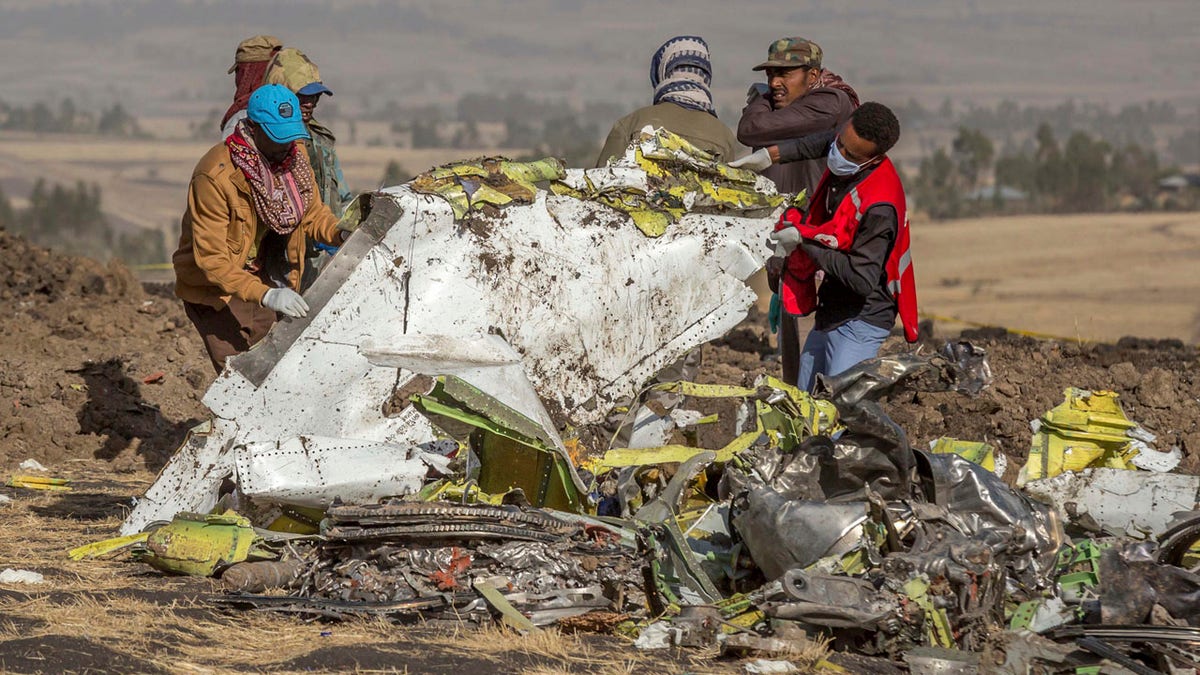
<box><xmin>895</xmin><ymin>98</ymin><xmax>1196</xmax><ymax>167</ymax></box>
<box><xmin>0</xmin><ymin>181</ymin><xmax>165</xmax><ymax>264</ymax></box>
<box><xmin>909</xmin><ymin>123</ymin><xmax>1191</xmax><ymax>219</ymax></box>
<box><xmin>366</xmin><ymin>92</ymin><xmax>627</xmax><ymax>166</ymax></box>
<box><xmin>0</xmin><ymin>98</ymin><xmax>148</xmax><ymax>137</ymax></box>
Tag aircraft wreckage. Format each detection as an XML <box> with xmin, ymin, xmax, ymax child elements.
<box><xmin>122</xmin><ymin>128</ymin><xmax>789</xmax><ymax>533</ymax></box>
<box><xmin>84</xmin><ymin>129</ymin><xmax>1198</xmax><ymax>671</ymax></box>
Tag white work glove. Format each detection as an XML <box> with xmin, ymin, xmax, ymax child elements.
<box><xmin>768</xmin><ymin>227</ymin><xmax>802</xmax><ymax>258</ymax></box>
<box><xmin>729</xmin><ymin>148</ymin><xmax>773</xmax><ymax>172</ymax></box>
<box><xmin>262</xmin><ymin>288</ymin><xmax>309</xmax><ymax>319</ymax></box>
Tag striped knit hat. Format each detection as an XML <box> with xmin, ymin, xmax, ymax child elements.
<box><xmin>650</xmin><ymin>36</ymin><xmax>715</xmax><ymax>116</ymax></box>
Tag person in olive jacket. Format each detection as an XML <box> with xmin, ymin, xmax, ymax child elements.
<box><xmin>173</xmin><ymin>84</ymin><xmax>345</xmax><ymax>372</ymax></box>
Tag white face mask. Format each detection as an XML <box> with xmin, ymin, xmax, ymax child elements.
<box><xmin>827</xmin><ymin>139</ymin><xmax>874</xmax><ymax>176</ymax></box>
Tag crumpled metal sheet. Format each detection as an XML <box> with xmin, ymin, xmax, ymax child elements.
<box><xmin>1098</xmin><ymin>540</ymin><xmax>1200</xmax><ymax>626</ymax></box>
<box><xmin>814</xmin><ymin>353</ymin><xmax>933</xmax><ymax>501</ymax></box>
<box><xmin>914</xmin><ymin>451</ymin><xmax>1063</xmax><ymax>581</ymax></box>
<box><xmin>939</xmin><ymin>341</ymin><xmax>992</xmax><ymax>395</ymax></box>
<box><xmin>1022</xmin><ymin>467</ymin><xmax>1200</xmax><ymax>538</ymax></box>
<box><xmin>122</xmin><ymin>134</ymin><xmax>781</xmax><ymax>534</ymax></box>
<box><xmin>731</xmin><ymin>490</ymin><xmax>869</xmax><ymax>581</ymax></box>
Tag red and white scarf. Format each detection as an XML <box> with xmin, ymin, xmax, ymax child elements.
<box><xmin>225</xmin><ymin>120</ymin><xmax>314</xmax><ymax>235</ymax></box>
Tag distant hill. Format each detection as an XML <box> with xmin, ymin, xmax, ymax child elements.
<box><xmin>0</xmin><ymin>0</ymin><xmax>1196</xmax><ymax>118</ymax></box>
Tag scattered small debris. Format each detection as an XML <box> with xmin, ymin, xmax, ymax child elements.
<box><xmin>18</xmin><ymin>458</ymin><xmax>48</xmax><ymax>472</ymax></box>
<box><xmin>0</xmin><ymin>568</ymin><xmax>45</xmax><ymax>584</ymax></box>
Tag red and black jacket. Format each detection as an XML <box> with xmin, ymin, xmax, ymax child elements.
<box><xmin>774</xmin><ymin>157</ymin><xmax>918</xmax><ymax>342</ymax></box>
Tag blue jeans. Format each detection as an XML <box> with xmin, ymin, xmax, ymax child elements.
<box><xmin>796</xmin><ymin>320</ymin><xmax>891</xmax><ymax>392</ymax></box>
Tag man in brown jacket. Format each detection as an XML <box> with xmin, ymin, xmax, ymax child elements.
<box><xmin>174</xmin><ymin>84</ymin><xmax>345</xmax><ymax>372</ymax></box>
<box><xmin>732</xmin><ymin>37</ymin><xmax>859</xmax><ymax>386</ymax></box>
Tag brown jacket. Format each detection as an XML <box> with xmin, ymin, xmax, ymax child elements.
<box><xmin>595</xmin><ymin>102</ymin><xmax>740</xmax><ymax>167</ymax></box>
<box><xmin>736</xmin><ymin>86</ymin><xmax>855</xmax><ymax>196</ymax></box>
<box><xmin>173</xmin><ymin>142</ymin><xmax>342</xmax><ymax>309</ymax></box>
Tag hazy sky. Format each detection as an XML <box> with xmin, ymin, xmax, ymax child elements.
<box><xmin>0</xmin><ymin>0</ymin><xmax>1196</xmax><ymax>117</ymax></box>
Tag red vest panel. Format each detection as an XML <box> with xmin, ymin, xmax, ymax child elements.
<box><xmin>774</xmin><ymin>158</ymin><xmax>918</xmax><ymax>342</ymax></box>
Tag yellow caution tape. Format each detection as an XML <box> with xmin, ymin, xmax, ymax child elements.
<box><xmin>7</xmin><ymin>475</ymin><xmax>71</xmax><ymax>491</ymax></box>
<box><xmin>919</xmin><ymin>311</ymin><xmax>1086</xmax><ymax>343</ymax></box>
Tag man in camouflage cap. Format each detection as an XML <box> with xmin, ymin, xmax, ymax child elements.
<box><xmin>753</xmin><ymin>37</ymin><xmax>824</xmax><ymax>74</ymax></box>
<box><xmin>735</xmin><ymin>37</ymin><xmax>858</xmax><ymax>195</ymax></box>
<box><xmin>732</xmin><ymin>36</ymin><xmax>859</xmax><ymax>387</ymax></box>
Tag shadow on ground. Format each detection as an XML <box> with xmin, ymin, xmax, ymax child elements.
<box><xmin>74</xmin><ymin>358</ymin><xmax>201</xmax><ymax>471</ymax></box>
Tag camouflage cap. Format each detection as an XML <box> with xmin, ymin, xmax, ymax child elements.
<box><xmin>263</xmin><ymin>48</ymin><xmax>332</xmax><ymax>96</ymax></box>
<box><xmin>752</xmin><ymin>37</ymin><xmax>823</xmax><ymax>71</ymax></box>
<box><xmin>227</xmin><ymin>35</ymin><xmax>282</xmax><ymax>73</ymax></box>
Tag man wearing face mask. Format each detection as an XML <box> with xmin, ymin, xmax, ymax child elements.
<box><xmin>263</xmin><ymin>47</ymin><xmax>352</xmax><ymax>291</ymax></box>
<box><xmin>173</xmin><ymin>84</ymin><xmax>347</xmax><ymax>373</ymax></box>
<box><xmin>754</xmin><ymin>102</ymin><xmax>918</xmax><ymax>391</ymax></box>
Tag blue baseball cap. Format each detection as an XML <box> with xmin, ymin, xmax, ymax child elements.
<box><xmin>247</xmin><ymin>84</ymin><xmax>309</xmax><ymax>144</ymax></box>
<box><xmin>297</xmin><ymin>82</ymin><xmax>334</xmax><ymax>97</ymax></box>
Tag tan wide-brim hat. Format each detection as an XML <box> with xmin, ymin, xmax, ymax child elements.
<box><xmin>228</xmin><ymin>34</ymin><xmax>283</xmax><ymax>73</ymax></box>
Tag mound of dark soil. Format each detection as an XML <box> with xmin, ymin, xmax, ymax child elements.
<box><xmin>0</xmin><ymin>228</ymin><xmax>211</xmax><ymax>472</ymax></box>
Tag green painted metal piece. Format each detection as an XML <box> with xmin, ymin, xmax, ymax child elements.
<box><xmin>412</xmin><ymin>376</ymin><xmax>585</xmax><ymax>513</ymax></box>
<box><xmin>1055</xmin><ymin>540</ymin><xmax>1111</xmax><ymax>602</ymax></box>
<box><xmin>1009</xmin><ymin>600</ymin><xmax>1042</xmax><ymax>630</ymax></box>
<box><xmin>133</xmin><ymin>511</ymin><xmax>272</xmax><ymax>577</ymax></box>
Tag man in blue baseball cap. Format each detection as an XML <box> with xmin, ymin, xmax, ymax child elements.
<box><xmin>173</xmin><ymin>83</ymin><xmax>347</xmax><ymax>373</ymax></box>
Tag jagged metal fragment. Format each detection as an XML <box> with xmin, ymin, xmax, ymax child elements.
<box><xmin>122</xmin><ymin>134</ymin><xmax>782</xmax><ymax>534</ymax></box>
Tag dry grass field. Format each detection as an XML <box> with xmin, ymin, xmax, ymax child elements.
<box><xmin>1</xmin><ymin>463</ymin><xmax>797</xmax><ymax>674</ymax></box>
<box><xmin>912</xmin><ymin>211</ymin><xmax>1200</xmax><ymax>344</ymax></box>
<box><xmin>0</xmin><ymin>129</ymin><xmax>519</xmax><ymax>237</ymax></box>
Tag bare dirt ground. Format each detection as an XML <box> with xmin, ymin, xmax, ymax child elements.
<box><xmin>1</xmin><ymin>219</ymin><xmax>1198</xmax><ymax>672</ymax></box>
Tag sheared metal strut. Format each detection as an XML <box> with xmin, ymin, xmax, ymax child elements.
<box><xmin>324</xmin><ymin>522</ymin><xmax>570</xmax><ymax>543</ymax></box>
